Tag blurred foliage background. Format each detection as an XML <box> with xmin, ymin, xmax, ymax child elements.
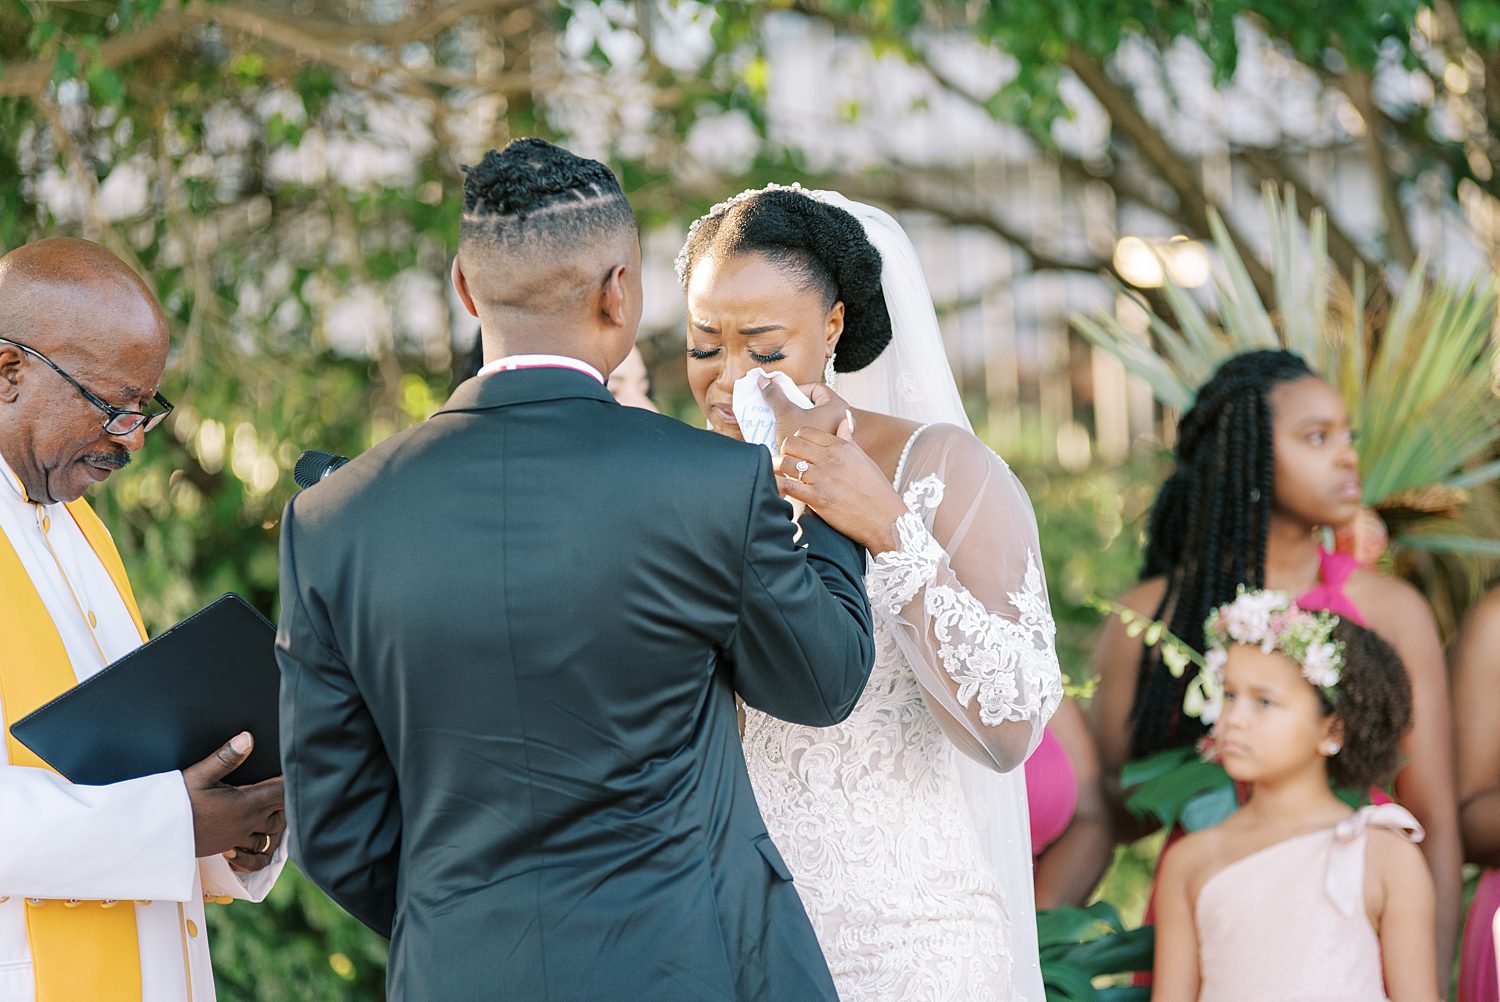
<box><xmin>7</xmin><ymin>0</ymin><xmax>1500</xmax><ymax>996</ymax></box>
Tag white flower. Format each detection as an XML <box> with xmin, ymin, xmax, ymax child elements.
<box><xmin>1301</xmin><ymin>642</ymin><xmax>1341</xmax><ymax>689</ymax></box>
<box><xmin>1221</xmin><ymin>589</ymin><xmax>1287</xmax><ymax>644</ymax></box>
<box><xmin>1203</xmin><ymin>646</ymin><xmax>1228</xmax><ymax>681</ymax></box>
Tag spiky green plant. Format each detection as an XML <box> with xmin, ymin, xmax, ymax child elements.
<box><xmin>1075</xmin><ymin>186</ymin><xmax>1500</xmax><ymax>629</ymax></box>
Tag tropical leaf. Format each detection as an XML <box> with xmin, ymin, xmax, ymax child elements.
<box><xmin>1036</xmin><ymin>900</ymin><xmax>1126</xmax><ymax>946</ymax></box>
<box><xmin>1064</xmin><ymin>926</ymin><xmax>1157</xmax><ymax>977</ymax></box>
<box><xmin>1120</xmin><ymin>745</ymin><xmax>1196</xmax><ymax>789</ymax></box>
<box><xmin>1042</xmin><ymin>964</ymin><xmax>1098</xmax><ymax>1001</ymax></box>
<box><xmin>1095</xmin><ymin>988</ymin><xmax>1153</xmax><ymax>1002</ymax></box>
<box><xmin>1178</xmin><ymin>782</ymin><xmax>1239</xmax><ymax>832</ymax></box>
<box><xmin>1125</xmin><ymin>757</ymin><xmax>1234</xmax><ymax>829</ymax></box>
<box><xmin>1396</xmin><ymin>533</ymin><xmax>1500</xmax><ymax>557</ymax></box>
<box><xmin>1038</xmin><ymin>902</ymin><xmax>1153</xmax><ymax>997</ymax></box>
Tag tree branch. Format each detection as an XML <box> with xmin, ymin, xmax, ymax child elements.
<box><xmin>1338</xmin><ymin>70</ymin><xmax>1419</xmax><ymax>269</ymax></box>
<box><xmin>900</xmin><ymin>40</ymin><xmax>1177</xmax><ymax>219</ymax></box>
<box><xmin>0</xmin><ymin>0</ymin><xmax>536</xmax><ymax>98</ymax></box>
<box><xmin>844</xmin><ymin>171</ymin><xmax>1117</xmax><ymax>278</ymax></box>
<box><xmin>1065</xmin><ymin>46</ymin><xmax>1277</xmax><ymax>303</ymax></box>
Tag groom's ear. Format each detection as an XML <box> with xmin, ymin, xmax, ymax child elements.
<box><xmin>452</xmin><ymin>257</ymin><xmax>479</xmax><ymax>318</ymax></box>
<box><xmin>825</xmin><ymin>300</ymin><xmax>846</xmax><ymax>355</ymax></box>
<box><xmin>600</xmin><ymin>262</ymin><xmax>629</xmax><ymax>327</ymax></box>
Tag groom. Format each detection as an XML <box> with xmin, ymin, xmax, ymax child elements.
<box><xmin>275</xmin><ymin>139</ymin><xmax>875</xmax><ymax>1001</ymax></box>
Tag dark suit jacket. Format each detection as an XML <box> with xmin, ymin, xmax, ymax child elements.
<box><xmin>276</xmin><ymin>368</ymin><xmax>875</xmax><ymax>1001</ymax></box>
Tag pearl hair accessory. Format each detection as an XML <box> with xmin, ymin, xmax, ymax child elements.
<box><xmin>674</xmin><ymin>182</ymin><xmax>827</xmax><ymax>287</ymax></box>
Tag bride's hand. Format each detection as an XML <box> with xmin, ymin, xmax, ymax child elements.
<box><xmin>762</xmin><ymin>378</ymin><xmax>848</xmax><ymax>443</ymax></box>
<box><xmin>774</xmin><ymin>419</ymin><xmax>908</xmax><ymax>556</ymax></box>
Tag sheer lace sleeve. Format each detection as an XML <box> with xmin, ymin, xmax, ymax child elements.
<box><xmin>866</xmin><ymin>424</ymin><xmax>1063</xmax><ymax>772</ymax></box>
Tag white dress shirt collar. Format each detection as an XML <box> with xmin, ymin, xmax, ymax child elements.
<box><xmin>477</xmin><ymin>354</ymin><xmax>605</xmax><ymax>384</ymax></box>
<box><xmin>0</xmin><ymin>451</ymin><xmax>29</xmax><ymax>504</ymax></box>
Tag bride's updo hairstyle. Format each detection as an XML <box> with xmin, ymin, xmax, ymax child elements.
<box><xmin>676</xmin><ymin>185</ymin><xmax>894</xmax><ymax>372</ymax></box>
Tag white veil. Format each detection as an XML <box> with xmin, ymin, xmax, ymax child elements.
<box><xmin>812</xmin><ymin>190</ymin><xmax>1046</xmax><ymax>1002</ymax></box>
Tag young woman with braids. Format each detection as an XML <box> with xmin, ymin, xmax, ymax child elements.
<box><xmin>1088</xmin><ymin>349</ymin><xmax>1460</xmax><ymax>981</ymax></box>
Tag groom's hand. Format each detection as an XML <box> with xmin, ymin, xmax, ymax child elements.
<box><xmin>763</xmin><ymin>378</ymin><xmax>846</xmax><ymax>447</ymax></box>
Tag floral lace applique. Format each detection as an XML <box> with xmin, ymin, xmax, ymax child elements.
<box><xmin>866</xmin><ymin>475</ymin><xmax>1063</xmax><ymax>729</ymax></box>
<box><xmin>926</xmin><ymin>551</ymin><xmax>1062</xmax><ymax>726</ymax></box>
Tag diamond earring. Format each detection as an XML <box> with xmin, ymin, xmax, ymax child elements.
<box><xmin>1321</xmin><ymin>740</ymin><xmax>1341</xmax><ymax>756</ymax></box>
<box><xmin>824</xmin><ymin>354</ymin><xmax>837</xmax><ymax>389</ymax></box>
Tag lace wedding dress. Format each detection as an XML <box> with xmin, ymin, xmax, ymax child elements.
<box><xmin>743</xmin><ymin>421</ymin><xmax>1063</xmax><ymax>1001</ymax></box>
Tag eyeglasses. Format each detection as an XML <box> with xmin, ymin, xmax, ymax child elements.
<box><xmin>0</xmin><ymin>337</ymin><xmax>173</xmax><ymax>436</ymax></box>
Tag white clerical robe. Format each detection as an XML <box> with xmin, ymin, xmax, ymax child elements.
<box><xmin>0</xmin><ymin>456</ymin><xmax>284</xmax><ymax>1002</ymax></box>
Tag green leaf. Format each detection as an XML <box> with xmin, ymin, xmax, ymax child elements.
<box><xmin>1446</xmin><ymin>458</ymin><xmax>1500</xmax><ymax>491</ymax></box>
<box><xmin>1126</xmin><ymin>757</ymin><xmax>1234</xmax><ymax>829</ymax></box>
<box><xmin>86</xmin><ymin>64</ymin><xmax>126</xmax><ymax>106</ymax></box>
<box><xmin>1041</xmin><ymin>963</ymin><xmax>1098</xmax><ymax>1001</ymax></box>
<box><xmin>27</xmin><ymin>21</ymin><xmax>59</xmax><ymax>55</ymax></box>
<box><xmin>52</xmin><ymin>47</ymin><xmax>80</xmax><ymax>83</ymax></box>
<box><xmin>1095</xmin><ymin>988</ymin><xmax>1154</xmax><ymax>1002</ymax></box>
<box><xmin>1395</xmin><ymin>533</ymin><xmax>1500</xmax><ymax>557</ymax></box>
<box><xmin>1179</xmin><ymin>782</ymin><xmax>1238</xmax><ymax>832</ymax></box>
<box><xmin>1036</xmin><ymin>905</ymin><xmax>1109</xmax><ymax>947</ymax></box>
<box><xmin>1121</xmin><ymin>746</ymin><xmax>1196</xmax><ymax>789</ymax></box>
<box><xmin>1065</xmin><ymin>926</ymin><xmax>1157</xmax><ymax>976</ymax></box>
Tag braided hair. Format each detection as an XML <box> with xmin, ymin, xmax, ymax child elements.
<box><xmin>461</xmin><ymin>138</ymin><xmax>634</xmax><ymax>248</ymax></box>
<box><xmin>676</xmin><ymin>186</ymin><xmax>893</xmax><ymax>372</ymax></box>
<box><xmin>1130</xmin><ymin>349</ymin><xmax>1318</xmax><ymax>757</ymax></box>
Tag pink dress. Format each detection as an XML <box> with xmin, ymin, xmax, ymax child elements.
<box><xmin>1026</xmin><ymin>727</ymin><xmax>1078</xmax><ymax>856</ymax></box>
<box><xmin>1298</xmin><ymin>548</ymin><xmax>1367</xmax><ymax>626</ymax></box>
<box><xmin>1460</xmin><ymin>869</ymin><xmax>1500</xmax><ymax>1002</ymax></box>
<box><xmin>1195</xmin><ymin>804</ymin><xmax>1424</xmax><ymax>1001</ymax></box>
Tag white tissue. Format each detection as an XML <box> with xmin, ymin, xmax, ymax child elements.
<box><xmin>731</xmin><ymin>368</ymin><xmax>814</xmax><ymax>450</ymax></box>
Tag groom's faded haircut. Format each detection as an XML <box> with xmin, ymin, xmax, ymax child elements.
<box><xmin>460</xmin><ymin>139</ymin><xmax>636</xmax><ymax>252</ymax></box>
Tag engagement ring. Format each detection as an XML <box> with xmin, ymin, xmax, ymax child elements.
<box><xmin>794</xmin><ymin>460</ymin><xmax>810</xmax><ymax>477</ymax></box>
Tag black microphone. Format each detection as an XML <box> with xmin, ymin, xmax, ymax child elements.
<box><xmin>293</xmin><ymin>450</ymin><xmax>350</xmax><ymax>489</ymax></box>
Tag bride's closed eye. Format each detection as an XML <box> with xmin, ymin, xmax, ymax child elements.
<box><xmin>687</xmin><ymin>346</ymin><xmax>787</xmax><ymax>364</ymax></box>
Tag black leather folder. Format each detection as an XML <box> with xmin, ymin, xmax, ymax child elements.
<box><xmin>10</xmin><ymin>593</ymin><xmax>282</xmax><ymax>786</ymax></box>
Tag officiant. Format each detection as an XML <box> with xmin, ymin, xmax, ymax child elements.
<box><xmin>0</xmin><ymin>237</ymin><xmax>286</xmax><ymax>1002</ymax></box>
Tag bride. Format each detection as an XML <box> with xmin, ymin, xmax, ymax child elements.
<box><xmin>676</xmin><ymin>184</ymin><xmax>1063</xmax><ymax>1000</ymax></box>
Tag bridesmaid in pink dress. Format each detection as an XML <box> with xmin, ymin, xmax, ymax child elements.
<box><xmin>1452</xmin><ymin>587</ymin><xmax>1500</xmax><ymax>1002</ymax></box>
<box><xmin>1153</xmin><ymin>591</ymin><xmax>1437</xmax><ymax>1001</ymax></box>
<box><xmin>1027</xmin><ymin>698</ymin><xmax>1112</xmax><ymax>909</ymax></box>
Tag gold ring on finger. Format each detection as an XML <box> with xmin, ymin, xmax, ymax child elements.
<box><xmin>258</xmin><ymin>833</ymin><xmax>272</xmax><ymax>854</ymax></box>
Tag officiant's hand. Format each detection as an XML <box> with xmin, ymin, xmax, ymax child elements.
<box><xmin>762</xmin><ymin>378</ymin><xmax>847</xmax><ymax>445</ymax></box>
<box><xmin>182</xmin><ymin>731</ymin><xmax>285</xmax><ymax>858</ymax></box>
<box><xmin>774</xmin><ymin>421</ymin><xmax>908</xmax><ymax>556</ymax></box>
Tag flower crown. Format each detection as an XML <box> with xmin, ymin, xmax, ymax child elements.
<box><xmin>673</xmin><ymin>182</ymin><xmax>825</xmax><ymax>286</ymax></box>
<box><xmin>1089</xmin><ymin>588</ymin><xmax>1345</xmax><ymax>726</ymax></box>
<box><xmin>1187</xmin><ymin>589</ymin><xmax>1345</xmax><ymax>724</ymax></box>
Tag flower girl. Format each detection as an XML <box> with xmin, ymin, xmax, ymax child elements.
<box><xmin>1151</xmin><ymin>589</ymin><xmax>1437</xmax><ymax>1001</ymax></box>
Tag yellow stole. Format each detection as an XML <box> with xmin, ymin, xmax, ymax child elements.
<box><xmin>0</xmin><ymin>497</ymin><xmax>147</xmax><ymax>1002</ymax></box>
